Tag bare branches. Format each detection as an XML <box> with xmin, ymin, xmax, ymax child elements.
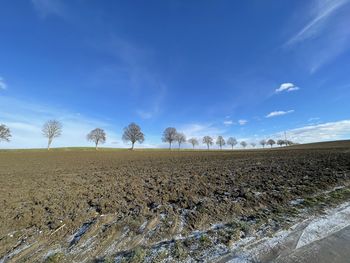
<box><xmin>175</xmin><ymin>132</ymin><xmax>186</xmax><ymax>149</ymax></box>
<box><xmin>227</xmin><ymin>137</ymin><xmax>237</xmax><ymax>149</ymax></box>
<box><xmin>0</xmin><ymin>124</ymin><xmax>11</xmax><ymax>142</ymax></box>
<box><xmin>122</xmin><ymin>123</ymin><xmax>144</xmax><ymax>150</ymax></box>
<box><xmin>260</xmin><ymin>139</ymin><xmax>266</xmax><ymax>148</ymax></box>
<box><xmin>87</xmin><ymin>128</ymin><xmax>106</xmax><ymax>150</ymax></box>
<box><xmin>216</xmin><ymin>136</ymin><xmax>225</xmax><ymax>149</ymax></box>
<box><xmin>162</xmin><ymin>127</ymin><xmax>177</xmax><ymax>149</ymax></box>
<box><xmin>240</xmin><ymin>141</ymin><xmax>247</xmax><ymax>148</ymax></box>
<box><xmin>202</xmin><ymin>136</ymin><xmax>213</xmax><ymax>150</ymax></box>
<box><xmin>42</xmin><ymin>120</ymin><xmax>62</xmax><ymax>150</ymax></box>
<box><xmin>267</xmin><ymin>139</ymin><xmax>276</xmax><ymax>148</ymax></box>
<box><xmin>188</xmin><ymin>138</ymin><xmax>199</xmax><ymax>149</ymax></box>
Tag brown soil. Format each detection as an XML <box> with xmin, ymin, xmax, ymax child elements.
<box><xmin>1</xmin><ymin>141</ymin><xmax>350</xmax><ymax>262</ymax></box>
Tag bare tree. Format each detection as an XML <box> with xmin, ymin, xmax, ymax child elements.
<box><xmin>267</xmin><ymin>139</ymin><xmax>276</xmax><ymax>148</ymax></box>
<box><xmin>0</xmin><ymin>124</ymin><xmax>11</xmax><ymax>142</ymax></box>
<box><xmin>250</xmin><ymin>142</ymin><xmax>257</xmax><ymax>148</ymax></box>
<box><xmin>260</xmin><ymin>139</ymin><xmax>266</xmax><ymax>148</ymax></box>
<box><xmin>87</xmin><ymin>128</ymin><xmax>106</xmax><ymax>150</ymax></box>
<box><xmin>122</xmin><ymin>122</ymin><xmax>144</xmax><ymax>150</ymax></box>
<box><xmin>277</xmin><ymin>139</ymin><xmax>284</xmax><ymax>147</ymax></box>
<box><xmin>188</xmin><ymin>138</ymin><xmax>199</xmax><ymax>149</ymax></box>
<box><xmin>216</xmin><ymin>136</ymin><xmax>225</xmax><ymax>149</ymax></box>
<box><xmin>240</xmin><ymin>141</ymin><xmax>247</xmax><ymax>148</ymax></box>
<box><xmin>175</xmin><ymin>132</ymin><xmax>186</xmax><ymax>149</ymax></box>
<box><xmin>203</xmin><ymin>136</ymin><xmax>213</xmax><ymax>150</ymax></box>
<box><xmin>162</xmin><ymin>127</ymin><xmax>177</xmax><ymax>149</ymax></box>
<box><xmin>227</xmin><ymin>137</ymin><xmax>237</xmax><ymax>149</ymax></box>
<box><xmin>42</xmin><ymin>120</ymin><xmax>62</xmax><ymax>150</ymax></box>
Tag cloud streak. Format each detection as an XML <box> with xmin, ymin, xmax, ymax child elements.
<box><xmin>286</xmin><ymin>0</ymin><xmax>349</xmax><ymax>45</ymax></box>
<box><xmin>266</xmin><ymin>110</ymin><xmax>294</xmax><ymax>118</ymax></box>
<box><xmin>285</xmin><ymin>0</ymin><xmax>350</xmax><ymax>72</ymax></box>
<box><xmin>0</xmin><ymin>77</ymin><xmax>7</xmax><ymax>90</ymax></box>
<box><xmin>238</xmin><ymin>119</ymin><xmax>248</xmax><ymax>125</ymax></box>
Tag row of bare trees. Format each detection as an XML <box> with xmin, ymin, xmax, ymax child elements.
<box><xmin>161</xmin><ymin>127</ymin><xmax>293</xmax><ymax>150</ymax></box>
<box><xmin>0</xmin><ymin>122</ymin><xmax>293</xmax><ymax>150</ymax></box>
<box><xmin>0</xmin><ymin>120</ymin><xmax>144</xmax><ymax>150</ymax></box>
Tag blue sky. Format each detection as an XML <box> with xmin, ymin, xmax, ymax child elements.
<box><xmin>1</xmin><ymin>0</ymin><xmax>350</xmax><ymax>149</ymax></box>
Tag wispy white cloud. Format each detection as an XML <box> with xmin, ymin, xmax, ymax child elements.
<box><xmin>31</xmin><ymin>0</ymin><xmax>66</xmax><ymax>18</ymax></box>
<box><xmin>238</xmin><ymin>119</ymin><xmax>248</xmax><ymax>125</ymax></box>
<box><xmin>286</xmin><ymin>0</ymin><xmax>349</xmax><ymax>45</ymax></box>
<box><xmin>308</xmin><ymin>117</ymin><xmax>320</xmax><ymax>122</ymax></box>
<box><xmin>0</xmin><ymin>77</ymin><xmax>7</xmax><ymax>90</ymax></box>
<box><xmin>266</xmin><ymin>110</ymin><xmax>294</xmax><ymax>118</ymax></box>
<box><xmin>285</xmin><ymin>0</ymin><xmax>350</xmax><ymax>73</ymax></box>
<box><xmin>275</xmin><ymin>83</ymin><xmax>299</xmax><ymax>93</ymax></box>
<box><xmin>276</xmin><ymin>120</ymin><xmax>350</xmax><ymax>143</ymax></box>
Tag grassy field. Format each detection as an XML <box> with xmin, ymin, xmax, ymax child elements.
<box><xmin>1</xmin><ymin>140</ymin><xmax>350</xmax><ymax>262</ymax></box>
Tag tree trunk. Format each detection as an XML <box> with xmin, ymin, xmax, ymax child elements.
<box><xmin>169</xmin><ymin>142</ymin><xmax>172</xmax><ymax>150</ymax></box>
<box><xmin>95</xmin><ymin>142</ymin><xmax>98</xmax><ymax>150</ymax></box>
<box><xmin>131</xmin><ymin>141</ymin><xmax>135</xmax><ymax>150</ymax></box>
<box><xmin>207</xmin><ymin>144</ymin><xmax>209</xmax><ymax>150</ymax></box>
<box><xmin>178</xmin><ymin>142</ymin><xmax>180</xmax><ymax>150</ymax></box>
<box><xmin>47</xmin><ymin>138</ymin><xmax>52</xmax><ymax>150</ymax></box>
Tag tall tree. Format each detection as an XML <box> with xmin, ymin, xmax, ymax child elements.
<box><xmin>216</xmin><ymin>136</ymin><xmax>225</xmax><ymax>149</ymax></box>
<box><xmin>260</xmin><ymin>139</ymin><xmax>266</xmax><ymax>148</ymax></box>
<box><xmin>42</xmin><ymin>120</ymin><xmax>62</xmax><ymax>150</ymax></box>
<box><xmin>227</xmin><ymin>137</ymin><xmax>237</xmax><ymax>149</ymax></box>
<box><xmin>267</xmin><ymin>139</ymin><xmax>276</xmax><ymax>148</ymax></box>
<box><xmin>122</xmin><ymin>122</ymin><xmax>144</xmax><ymax>150</ymax></box>
<box><xmin>202</xmin><ymin>136</ymin><xmax>213</xmax><ymax>150</ymax></box>
<box><xmin>188</xmin><ymin>138</ymin><xmax>199</xmax><ymax>149</ymax></box>
<box><xmin>162</xmin><ymin>127</ymin><xmax>177</xmax><ymax>149</ymax></box>
<box><xmin>250</xmin><ymin>142</ymin><xmax>257</xmax><ymax>148</ymax></box>
<box><xmin>240</xmin><ymin>141</ymin><xmax>247</xmax><ymax>148</ymax></box>
<box><xmin>87</xmin><ymin>128</ymin><xmax>106</xmax><ymax>150</ymax></box>
<box><xmin>175</xmin><ymin>132</ymin><xmax>186</xmax><ymax>149</ymax></box>
<box><xmin>0</xmin><ymin>124</ymin><xmax>11</xmax><ymax>142</ymax></box>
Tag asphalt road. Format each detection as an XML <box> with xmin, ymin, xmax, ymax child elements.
<box><xmin>274</xmin><ymin>225</ymin><xmax>350</xmax><ymax>263</ymax></box>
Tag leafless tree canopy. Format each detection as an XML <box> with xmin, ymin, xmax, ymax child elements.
<box><xmin>216</xmin><ymin>136</ymin><xmax>225</xmax><ymax>149</ymax></box>
<box><xmin>188</xmin><ymin>138</ymin><xmax>199</xmax><ymax>148</ymax></box>
<box><xmin>175</xmin><ymin>132</ymin><xmax>186</xmax><ymax>149</ymax></box>
<box><xmin>0</xmin><ymin>124</ymin><xmax>11</xmax><ymax>142</ymax></box>
<box><xmin>42</xmin><ymin>120</ymin><xmax>62</xmax><ymax>150</ymax></box>
<box><xmin>240</xmin><ymin>141</ymin><xmax>247</xmax><ymax>148</ymax></box>
<box><xmin>277</xmin><ymin>139</ymin><xmax>284</xmax><ymax>147</ymax></box>
<box><xmin>122</xmin><ymin>122</ymin><xmax>144</xmax><ymax>150</ymax></box>
<box><xmin>260</xmin><ymin>139</ymin><xmax>266</xmax><ymax>148</ymax></box>
<box><xmin>87</xmin><ymin>128</ymin><xmax>106</xmax><ymax>150</ymax></box>
<box><xmin>250</xmin><ymin>142</ymin><xmax>257</xmax><ymax>147</ymax></box>
<box><xmin>227</xmin><ymin>137</ymin><xmax>237</xmax><ymax>149</ymax></box>
<box><xmin>202</xmin><ymin>136</ymin><xmax>213</xmax><ymax>149</ymax></box>
<box><xmin>162</xmin><ymin>127</ymin><xmax>177</xmax><ymax>149</ymax></box>
<box><xmin>267</xmin><ymin>139</ymin><xmax>276</xmax><ymax>148</ymax></box>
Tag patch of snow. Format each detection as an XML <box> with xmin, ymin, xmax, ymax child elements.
<box><xmin>290</xmin><ymin>198</ymin><xmax>304</xmax><ymax>205</ymax></box>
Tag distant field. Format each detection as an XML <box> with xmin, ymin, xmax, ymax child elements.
<box><xmin>1</xmin><ymin>140</ymin><xmax>350</xmax><ymax>262</ymax></box>
<box><xmin>1</xmin><ymin>139</ymin><xmax>350</xmax><ymax>152</ymax></box>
